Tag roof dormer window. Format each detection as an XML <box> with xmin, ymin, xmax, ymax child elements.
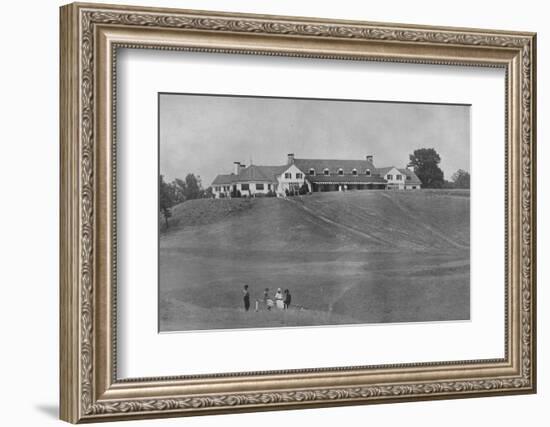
<box><xmin>338</xmin><ymin>168</ymin><xmax>344</xmax><ymax>176</ymax></box>
<box><xmin>309</xmin><ymin>168</ymin><xmax>315</xmax><ymax>176</ymax></box>
<box><xmin>352</xmin><ymin>169</ymin><xmax>358</xmax><ymax>176</ymax></box>
<box><xmin>365</xmin><ymin>169</ymin><xmax>371</xmax><ymax>176</ymax></box>
<box><xmin>324</xmin><ymin>168</ymin><xmax>330</xmax><ymax>176</ymax></box>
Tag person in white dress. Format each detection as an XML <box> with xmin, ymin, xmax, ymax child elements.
<box><xmin>274</xmin><ymin>288</ymin><xmax>284</xmax><ymax>310</ymax></box>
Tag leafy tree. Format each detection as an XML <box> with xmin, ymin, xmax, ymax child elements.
<box><xmin>442</xmin><ymin>180</ymin><xmax>455</xmax><ymax>189</ymax></box>
<box><xmin>159</xmin><ymin>172</ymin><xmax>209</xmax><ymax>230</ymax></box>
<box><xmin>159</xmin><ymin>175</ymin><xmax>174</xmax><ymax>227</ymax></box>
<box><xmin>203</xmin><ymin>186</ymin><xmax>213</xmax><ymax>199</ymax></box>
<box><xmin>184</xmin><ymin>173</ymin><xmax>202</xmax><ymax>200</ymax></box>
<box><xmin>408</xmin><ymin>148</ymin><xmax>445</xmax><ymax>188</ymax></box>
<box><xmin>452</xmin><ymin>169</ymin><xmax>470</xmax><ymax>189</ymax></box>
<box><xmin>172</xmin><ymin>178</ymin><xmax>187</xmax><ymax>204</ymax></box>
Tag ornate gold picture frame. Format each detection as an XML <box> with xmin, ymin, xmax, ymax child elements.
<box><xmin>60</xmin><ymin>2</ymin><xmax>536</xmax><ymax>423</ymax></box>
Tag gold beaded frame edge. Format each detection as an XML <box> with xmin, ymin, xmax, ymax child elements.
<box><xmin>59</xmin><ymin>2</ymin><xmax>536</xmax><ymax>423</ymax></box>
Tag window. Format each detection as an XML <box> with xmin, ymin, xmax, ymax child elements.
<box><xmin>365</xmin><ymin>169</ymin><xmax>371</xmax><ymax>176</ymax></box>
<box><xmin>324</xmin><ymin>168</ymin><xmax>330</xmax><ymax>176</ymax></box>
<box><xmin>256</xmin><ymin>183</ymin><xmax>264</xmax><ymax>190</ymax></box>
<box><xmin>296</xmin><ymin>173</ymin><xmax>303</xmax><ymax>179</ymax></box>
<box><xmin>406</xmin><ymin>175</ymin><xmax>411</xmax><ymax>180</ymax></box>
<box><xmin>387</xmin><ymin>174</ymin><xmax>393</xmax><ymax>180</ymax></box>
<box><xmin>267</xmin><ymin>184</ymin><xmax>271</xmax><ymax>190</ymax></box>
<box><xmin>412</xmin><ymin>186</ymin><xmax>417</xmax><ymax>189</ymax></box>
<box><xmin>284</xmin><ymin>172</ymin><xmax>291</xmax><ymax>179</ymax></box>
<box><xmin>396</xmin><ymin>175</ymin><xmax>402</xmax><ymax>181</ymax></box>
<box><xmin>352</xmin><ymin>169</ymin><xmax>358</xmax><ymax>175</ymax></box>
<box><xmin>215</xmin><ymin>186</ymin><xmax>220</xmax><ymax>192</ymax></box>
<box><xmin>309</xmin><ymin>168</ymin><xmax>315</xmax><ymax>176</ymax></box>
<box><xmin>338</xmin><ymin>168</ymin><xmax>344</xmax><ymax>176</ymax></box>
<box><xmin>241</xmin><ymin>183</ymin><xmax>249</xmax><ymax>191</ymax></box>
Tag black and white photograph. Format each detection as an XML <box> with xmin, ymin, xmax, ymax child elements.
<box><xmin>158</xmin><ymin>93</ymin><xmax>471</xmax><ymax>332</ymax></box>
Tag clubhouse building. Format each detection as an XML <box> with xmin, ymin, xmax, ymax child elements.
<box><xmin>211</xmin><ymin>154</ymin><xmax>421</xmax><ymax>198</ymax></box>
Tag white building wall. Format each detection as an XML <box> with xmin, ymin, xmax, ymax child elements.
<box><xmin>212</xmin><ymin>166</ymin><xmax>420</xmax><ymax>198</ymax></box>
<box><xmin>212</xmin><ymin>182</ymin><xmax>277</xmax><ymax>198</ymax></box>
<box><xmin>237</xmin><ymin>182</ymin><xmax>276</xmax><ymax>196</ymax></box>
<box><xmin>212</xmin><ymin>184</ymin><xmax>232</xmax><ymax>198</ymax></box>
<box><xmin>383</xmin><ymin>167</ymin><xmax>420</xmax><ymax>190</ymax></box>
<box><xmin>276</xmin><ymin>164</ymin><xmax>310</xmax><ymax>196</ymax></box>
<box><xmin>383</xmin><ymin>168</ymin><xmax>403</xmax><ymax>190</ymax></box>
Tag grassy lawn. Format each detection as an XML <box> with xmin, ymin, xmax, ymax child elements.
<box><xmin>159</xmin><ymin>190</ymin><xmax>470</xmax><ymax>331</ymax></box>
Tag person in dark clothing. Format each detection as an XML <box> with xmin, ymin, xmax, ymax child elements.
<box><xmin>243</xmin><ymin>285</ymin><xmax>250</xmax><ymax>311</ymax></box>
<box><xmin>263</xmin><ymin>288</ymin><xmax>271</xmax><ymax>310</ymax></box>
<box><xmin>283</xmin><ymin>289</ymin><xmax>291</xmax><ymax>309</ymax></box>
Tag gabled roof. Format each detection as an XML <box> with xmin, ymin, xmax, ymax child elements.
<box><xmin>251</xmin><ymin>165</ymin><xmax>289</xmax><ymax>181</ymax></box>
<box><xmin>375</xmin><ymin>166</ymin><xmax>398</xmax><ymax>176</ymax></box>
<box><xmin>211</xmin><ymin>174</ymin><xmax>234</xmax><ymax>185</ymax></box>
<box><xmin>211</xmin><ymin>157</ymin><xmax>422</xmax><ymax>187</ymax></box>
<box><xmin>237</xmin><ymin>165</ymin><xmax>288</xmax><ymax>182</ymax></box>
<box><xmin>375</xmin><ymin>166</ymin><xmax>422</xmax><ymax>184</ymax></box>
<box><xmin>398</xmin><ymin>168</ymin><xmax>422</xmax><ymax>184</ymax></box>
<box><xmin>293</xmin><ymin>158</ymin><xmax>376</xmax><ymax>175</ymax></box>
<box><xmin>211</xmin><ymin>165</ymin><xmax>286</xmax><ymax>186</ymax></box>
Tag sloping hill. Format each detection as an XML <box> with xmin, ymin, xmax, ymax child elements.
<box><xmin>160</xmin><ymin>191</ymin><xmax>470</xmax><ymax>331</ymax></box>
<box><xmin>162</xmin><ymin>190</ymin><xmax>469</xmax><ymax>253</ymax></box>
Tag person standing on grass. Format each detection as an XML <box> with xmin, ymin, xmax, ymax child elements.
<box><xmin>284</xmin><ymin>289</ymin><xmax>291</xmax><ymax>310</ymax></box>
<box><xmin>263</xmin><ymin>288</ymin><xmax>271</xmax><ymax>310</ymax></box>
<box><xmin>243</xmin><ymin>285</ymin><xmax>250</xmax><ymax>312</ymax></box>
<box><xmin>275</xmin><ymin>288</ymin><xmax>284</xmax><ymax>310</ymax></box>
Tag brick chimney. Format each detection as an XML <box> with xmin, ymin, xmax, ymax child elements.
<box><xmin>366</xmin><ymin>155</ymin><xmax>373</xmax><ymax>164</ymax></box>
<box><xmin>233</xmin><ymin>162</ymin><xmax>241</xmax><ymax>175</ymax></box>
<box><xmin>287</xmin><ymin>153</ymin><xmax>295</xmax><ymax>165</ymax></box>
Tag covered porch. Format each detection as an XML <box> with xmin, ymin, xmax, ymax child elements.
<box><xmin>308</xmin><ymin>175</ymin><xmax>388</xmax><ymax>192</ymax></box>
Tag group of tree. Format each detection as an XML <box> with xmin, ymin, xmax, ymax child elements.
<box><xmin>159</xmin><ymin>173</ymin><xmax>212</xmax><ymax>227</ymax></box>
<box><xmin>450</xmin><ymin>169</ymin><xmax>470</xmax><ymax>189</ymax></box>
<box><xmin>408</xmin><ymin>148</ymin><xmax>470</xmax><ymax>189</ymax></box>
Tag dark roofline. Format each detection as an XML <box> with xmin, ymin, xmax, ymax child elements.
<box><xmin>212</xmin><ymin>157</ymin><xmax>422</xmax><ymax>185</ymax></box>
<box><xmin>307</xmin><ymin>175</ymin><xmax>387</xmax><ymax>184</ymax></box>
<box><xmin>211</xmin><ymin>174</ymin><xmax>234</xmax><ymax>185</ymax></box>
<box><xmin>293</xmin><ymin>158</ymin><xmax>375</xmax><ymax>165</ymax></box>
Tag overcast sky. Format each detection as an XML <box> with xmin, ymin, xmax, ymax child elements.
<box><xmin>160</xmin><ymin>93</ymin><xmax>470</xmax><ymax>186</ymax></box>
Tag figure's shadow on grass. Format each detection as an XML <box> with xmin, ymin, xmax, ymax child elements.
<box><xmin>35</xmin><ymin>404</ymin><xmax>58</xmax><ymax>419</ymax></box>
